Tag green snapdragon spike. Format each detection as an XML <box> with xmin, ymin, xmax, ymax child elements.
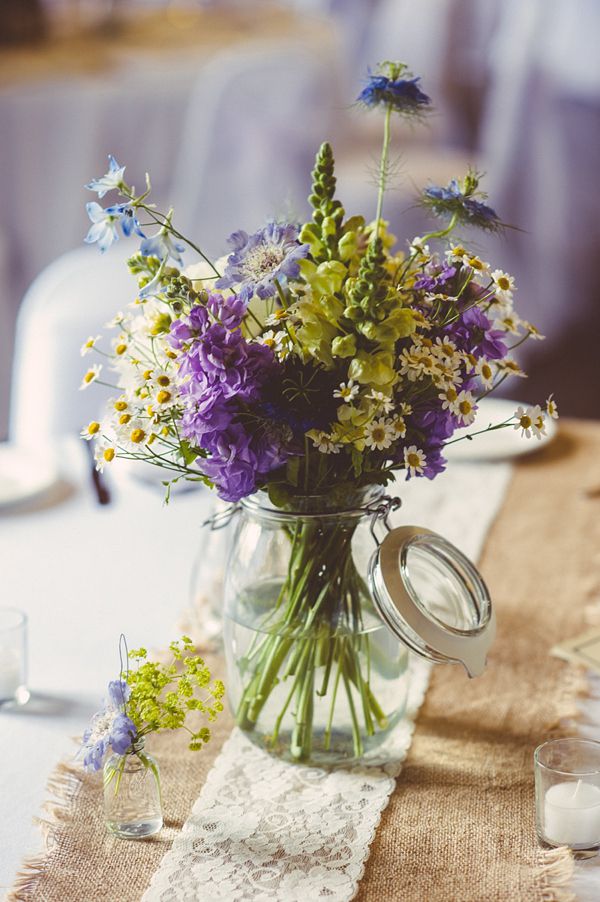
<box><xmin>347</xmin><ymin>237</ymin><xmax>391</xmax><ymax>316</ymax></box>
<box><xmin>303</xmin><ymin>142</ymin><xmax>345</xmax><ymax>264</ymax></box>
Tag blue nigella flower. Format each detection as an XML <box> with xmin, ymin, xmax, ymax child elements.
<box><xmin>357</xmin><ymin>70</ymin><xmax>431</xmax><ymax>116</ymax></box>
<box><xmin>422</xmin><ymin>177</ymin><xmax>501</xmax><ymax>231</ymax></box>
<box><xmin>85</xmin><ymin>202</ymin><xmax>145</xmax><ymax>253</ymax></box>
<box><xmin>85</xmin><ymin>154</ymin><xmax>126</xmax><ymax>198</ymax></box>
<box><xmin>140</xmin><ymin>228</ymin><xmax>185</xmax><ymax>266</ymax></box>
<box><xmin>216</xmin><ymin>221</ymin><xmax>309</xmax><ymax>300</ymax></box>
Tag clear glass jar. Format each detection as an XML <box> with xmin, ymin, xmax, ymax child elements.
<box><xmin>103</xmin><ymin>741</ymin><xmax>162</xmax><ymax>839</ymax></box>
<box><xmin>223</xmin><ymin>488</ymin><xmax>410</xmax><ymax>765</ymax></box>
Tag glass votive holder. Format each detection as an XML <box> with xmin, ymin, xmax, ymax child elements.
<box><xmin>535</xmin><ymin>738</ymin><xmax>600</xmax><ymax>852</ymax></box>
<box><xmin>0</xmin><ymin>607</ymin><xmax>29</xmax><ymax>707</ymax></box>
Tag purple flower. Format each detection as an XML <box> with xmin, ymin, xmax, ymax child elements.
<box><xmin>414</xmin><ymin>264</ymin><xmax>456</xmax><ymax>292</ymax></box>
<box><xmin>358</xmin><ymin>73</ymin><xmax>431</xmax><ymax>115</ymax></box>
<box><xmin>453</xmin><ymin>307</ymin><xmax>506</xmax><ymax>359</ymax></box>
<box><xmin>80</xmin><ymin>682</ymin><xmax>137</xmax><ymax>771</ymax></box>
<box><xmin>216</xmin><ymin>221</ymin><xmax>309</xmax><ymax>299</ymax></box>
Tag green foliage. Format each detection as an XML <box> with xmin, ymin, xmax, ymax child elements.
<box><xmin>125</xmin><ymin>637</ymin><xmax>225</xmax><ymax>753</ymax></box>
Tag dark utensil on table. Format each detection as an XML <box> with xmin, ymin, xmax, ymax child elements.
<box><xmin>83</xmin><ymin>440</ymin><xmax>112</xmax><ymax>506</ymax></box>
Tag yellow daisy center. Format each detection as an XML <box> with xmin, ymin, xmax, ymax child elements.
<box><xmin>371</xmin><ymin>427</ymin><xmax>386</xmax><ymax>442</ymax></box>
<box><xmin>445</xmin><ymin>388</ymin><xmax>458</xmax><ymax>402</ymax></box>
<box><xmin>407</xmin><ymin>452</ymin><xmax>420</xmax><ymax>468</ymax></box>
<box><xmin>519</xmin><ymin>415</ymin><xmax>532</xmax><ymax>429</ymax></box>
<box><xmin>103</xmin><ymin>448</ymin><xmax>115</xmax><ymax>463</ymax></box>
<box><xmin>497</xmin><ymin>276</ymin><xmax>510</xmax><ymax>290</ymax></box>
<box><xmin>114</xmin><ymin>400</ymin><xmax>127</xmax><ymax>412</ymax></box>
<box><xmin>119</xmin><ymin>413</ymin><xmax>131</xmax><ymax>425</ymax></box>
<box><xmin>115</xmin><ymin>343</ymin><xmax>127</xmax><ymax>356</ymax></box>
<box><xmin>459</xmin><ymin>400</ymin><xmax>472</xmax><ymax>415</ymax></box>
<box><xmin>84</xmin><ymin>370</ymin><xmax>96</xmax><ymax>384</ymax></box>
<box><xmin>156</xmin><ymin>375</ymin><xmax>170</xmax><ymax>387</ymax></box>
<box><xmin>130</xmin><ymin>428</ymin><xmax>146</xmax><ymax>444</ymax></box>
<box><xmin>157</xmin><ymin>390</ymin><xmax>171</xmax><ymax>405</ymax></box>
<box><xmin>481</xmin><ymin>364</ymin><xmax>492</xmax><ymax>380</ymax></box>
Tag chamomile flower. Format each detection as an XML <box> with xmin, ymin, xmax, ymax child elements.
<box><xmin>463</xmin><ymin>254</ymin><xmax>490</xmax><ymax>276</ymax></box>
<box><xmin>432</xmin><ymin>336</ymin><xmax>457</xmax><ymax>359</ymax></box>
<box><xmin>334</xmin><ymin>379</ymin><xmax>359</xmax><ymax>403</ymax></box>
<box><xmin>94</xmin><ymin>441</ymin><xmax>116</xmax><ymax>473</ymax></box>
<box><xmin>364</xmin><ymin>418</ymin><xmax>396</xmax><ymax>451</ymax></box>
<box><xmin>496</xmin><ymin>358</ymin><xmax>526</xmax><ymax>378</ymax></box>
<box><xmin>80</xmin><ymin>335</ymin><xmax>101</xmax><ymax>357</ymax></box>
<box><xmin>105</xmin><ymin>311</ymin><xmax>127</xmax><ymax>329</ymax></box>
<box><xmin>514</xmin><ymin>405</ymin><xmax>545</xmax><ymax>439</ymax></box>
<box><xmin>445</xmin><ymin>245</ymin><xmax>470</xmax><ymax>264</ymax></box>
<box><xmin>475</xmin><ymin>358</ymin><xmax>494</xmax><ymax>389</ymax></box>
<box><xmin>117</xmin><ymin>419</ymin><xmax>149</xmax><ymax>448</ymax></box>
<box><xmin>79</xmin><ymin>364</ymin><xmax>102</xmax><ymax>390</ymax></box>
<box><xmin>524</xmin><ymin>322</ymin><xmax>545</xmax><ymax>341</ymax></box>
<box><xmin>409</xmin><ymin>236</ymin><xmax>431</xmax><ymax>259</ymax></box>
<box><xmin>112</xmin><ymin>334</ymin><xmax>129</xmax><ymax>356</ymax></box>
<box><xmin>258</xmin><ymin>330</ymin><xmax>292</xmax><ymax>360</ymax></box>
<box><xmin>366</xmin><ymin>390</ymin><xmax>394</xmax><ymax>413</ymax></box>
<box><xmin>494</xmin><ymin>313</ymin><xmax>522</xmax><ymax>336</ymax></box>
<box><xmin>454</xmin><ymin>390</ymin><xmax>477</xmax><ymax>425</ymax></box>
<box><xmin>491</xmin><ymin>270</ymin><xmax>515</xmax><ymax>302</ymax></box>
<box><xmin>546</xmin><ymin>394</ymin><xmax>559</xmax><ymax>419</ymax></box>
<box><xmin>391</xmin><ymin>416</ymin><xmax>407</xmax><ymax>438</ymax></box>
<box><xmin>404</xmin><ymin>445</ymin><xmax>426</xmax><ymax>476</ymax></box>
<box><xmin>438</xmin><ymin>385</ymin><xmax>459</xmax><ymax>411</ymax></box>
<box><xmin>399</xmin><ymin>402</ymin><xmax>413</xmax><ymax>416</ymax></box>
<box><xmin>80</xmin><ymin>421</ymin><xmax>101</xmax><ymax>441</ymax></box>
<box><xmin>308</xmin><ymin>430</ymin><xmax>342</xmax><ymax>454</ymax></box>
<box><xmin>265</xmin><ymin>309</ymin><xmax>289</xmax><ymax>327</ymax></box>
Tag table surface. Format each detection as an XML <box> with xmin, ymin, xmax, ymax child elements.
<box><xmin>2</xmin><ymin>433</ymin><xmax>600</xmax><ymax>900</ymax></box>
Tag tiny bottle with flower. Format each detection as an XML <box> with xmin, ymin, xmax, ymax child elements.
<box><xmin>81</xmin><ymin>638</ymin><xmax>224</xmax><ymax>837</ymax></box>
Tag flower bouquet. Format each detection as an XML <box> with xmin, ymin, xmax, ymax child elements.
<box><xmin>81</xmin><ymin>637</ymin><xmax>224</xmax><ymax>837</ymax></box>
<box><xmin>81</xmin><ymin>62</ymin><xmax>556</xmax><ymax>763</ymax></box>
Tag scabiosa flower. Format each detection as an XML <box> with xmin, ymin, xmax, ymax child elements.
<box><xmin>85</xmin><ymin>154</ymin><xmax>126</xmax><ymax>198</ymax></box>
<box><xmin>422</xmin><ymin>172</ymin><xmax>501</xmax><ymax>231</ymax></box>
<box><xmin>216</xmin><ymin>221</ymin><xmax>309</xmax><ymax>299</ymax></box>
<box><xmin>357</xmin><ymin>64</ymin><xmax>431</xmax><ymax>116</ymax></box>
<box><xmin>81</xmin><ymin>678</ymin><xmax>137</xmax><ymax>771</ymax></box>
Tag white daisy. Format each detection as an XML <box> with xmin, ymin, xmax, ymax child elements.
<box><xmin>333</xmin><ymin>380</ymin><xmax>359</xmax><ymax>404</ymax></box>
<box><xmin>491</xmin><ymin>269</ymin><xmax>515</xmax><ymax>302</ymax></box>
<box><xmin>80</xmin><ymin>421</ymin><xmax>101</xmax><ymax>441</ymax></box>
<box><xmin>308</xmin><ymin>431</ymin><xmax>342</xmax><ymax>454</ymax></box>
<box><xmin>94</xmin><ymin>441</ymin><xmax>116</xmax><ymax>473</ymax></box>
<box><xmin>496</xmin><ymin>358</ymin><xmax>527</xmax><ymax>379</ymax></box>
<box><xmin>455</xmin><ymin>390</ymin><xmax>477</xmax><ymax>426</ymax></box>
<box><xmin>105</xmin><ymin>311</ymin><xmax>126</xmax><ymax>329</ymax></box>
<box><xmin>404</xmin><ymin>445</ymin><xmax>426</xmax><ymax>476</ymax></box>
<box><xmin>514</xmin><ymin>405</ymin><xmax>545</xmax><ymax>440</ymax></box>
<box><xmin>546</xmin><ymin>394</ymin><xmax>559</xmax><ymax>419</ymax></box>
<box><xmin>80</xmin><ymin>335</ymin><xmax>101</xmax><ymax>357</ymax></box>
<box><xmin>438</xmin><ymin>385</ymin><xmax>459</xmax><ymax>412</ymax></box>
<box><xmin>399</xmin><ymin>402</ymin><xmax>413</xmax><ymax>416</ymax></box>
<box><xmin>409</xmin><ymin>236</ymin><xmax>431</xmax><ymax>259</ymax></box>
<box><xmin>79</xmin><ymin>363</ymin><xmax>102</xmax><ymax>390</ymax></box>
<box><xmin>364</xmin><ymin>418</ymin><xmax>396</xmax><ymax>451</ymax></box>
<box><xmin>475</xmin><ymin>358</ymin><xmax>494</xmax><ymax>389</ymax></box>
<box><xmin>366</xmin><ymin>390</ymin><xmax>394</xmax><ymax>413</ymax></box>
<box><xmin>445</xmin><ymin>244</ymin><xmax>470</xmax><ymax>264</ymax></box>
<box><xmin>391</xmin><ymin>416</ymin><xmax>407</xmax><ymax>438</ymax></box>
<box><xmin>265</xmin><ymin>309</ymin><xmax>289</xmax><ymax>327</ymax></box>
<box><xmin>494</xmin><ymin>312</ymin><xmax>523</xmax><ymax>336</ymax></box>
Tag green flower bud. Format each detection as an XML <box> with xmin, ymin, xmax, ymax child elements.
<box><xmin>331</xmin><ymin>334</ymin><xmax>357</xmax><ymax>358</ymax></box>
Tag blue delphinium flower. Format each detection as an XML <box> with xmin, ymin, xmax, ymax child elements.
<box><xmin>85</xmin><ymin>155</ymin><xmax>126</xmax><ymax>198</ymax></box>
<box><xmin>422</xmin><ymin>175</ymin><xmax>501</xmax><ymax>230</ymax></box>
<box><xmin>357</xmin><ymin>65</ymin><xmax>431</xmax><ymax>116</ymax></box>
<box><xmin>81</xmin><ymin>679</ymin><xmax>137</xmax><ymax>771</ymax></box>
<box><xmin>216</xmin><ymin>221</ymin><xmax>309</xmax><ymax>300</ymax></box>
<box><xmin>85</xmin><ymin>202</ymin><xmax>145</xmax><ymax>253</ymax></box>
<box><xmin>140</xmin><ymin>228</ymin><xmax>185</xmax><ymax>265</ymax></box>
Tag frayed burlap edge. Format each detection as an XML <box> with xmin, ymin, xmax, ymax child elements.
<box><xmin>532</xmin><ymin>664</ymin><xmax>591</xmax><ymax>902</ymax></box>
<box><xmin>6</xmin><ymin>757</ymin><xmax>91</xmax><ymax>902</ymax></box>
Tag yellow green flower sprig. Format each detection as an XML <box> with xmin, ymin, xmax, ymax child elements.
<box><xmin>125</xmin><ymin>637</ymin><xmax>225</xmax><ymax>752</ymax></box>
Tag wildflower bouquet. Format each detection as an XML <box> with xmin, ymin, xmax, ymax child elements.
<box><xmin>81</xmin><ymin>637</ymin><xmax>225</xmax><ymax>773</ymax></box>
<box><xmin>81</xmin><ymin>62</ymin><xmax>556</xmax><ymax>761</ymax></box>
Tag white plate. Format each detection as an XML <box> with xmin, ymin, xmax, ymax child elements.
<box><xmin>445</xmin><ymin>398</ymin><xmax>557</xmax><ymax>462</ymax></box>
<box><xmin>0</xmin><ymin>444</ymin><xmax>60</xmax><ymax>510</ymax></box>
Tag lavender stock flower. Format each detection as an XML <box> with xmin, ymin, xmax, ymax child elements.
<box><xmin>216</xmin><ymin>221</ymin><xmax>309</xmax><ymax>299</ymax></box>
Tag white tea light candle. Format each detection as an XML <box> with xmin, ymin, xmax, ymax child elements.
<box><xmin>0</xmin><ymin>607</ymin><xmax>28</xmax><ymax>707</ymax></box>
<box><xmin>535</xmin><ymin>739</ymin><xmax>600</xmax><ymax>851</ymax></box>
<box><xmin>0</xmin><ymin>652</ymin><xmax>22</xmax><ymax>700</ymax></box>
<box><xmin>544</xmin><ymin>780</ymin><xmax>600</xmax><ymax>847</ymax></box>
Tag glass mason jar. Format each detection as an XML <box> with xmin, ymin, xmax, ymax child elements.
<box><xmin>223</xmin><ymin>487</ymin><xmax>411</xmax><ymax>765</ymax></box>
<box><xmin>103</xmin><ymin>741</ymin><xmax>162</xmax><ymax>839</ymax></box>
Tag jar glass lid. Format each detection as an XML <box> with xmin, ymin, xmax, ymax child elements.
<box><xmin>368</xmin><ymin>525</ymin><xmax>495</xmax><ymax>677</ymax></box>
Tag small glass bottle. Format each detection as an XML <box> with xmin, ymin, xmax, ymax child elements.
<box><xmin>103</xmin><ymin>740</ymin><xmax>162</xmax><ymax>839</ymax></box>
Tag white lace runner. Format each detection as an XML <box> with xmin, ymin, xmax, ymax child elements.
<box><xmin>143</xmin><ymin>462</ymin><xmax>513</xmax><ymax>902</ymax></box>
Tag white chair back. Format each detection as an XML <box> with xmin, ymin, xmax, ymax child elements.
<box><xmin>10</xmin><ymin>244</ymin><xmax>135</xmax><ymax>447</ymax></box>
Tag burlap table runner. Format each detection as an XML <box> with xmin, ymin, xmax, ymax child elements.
<box><xmin>9</xmin><ymin>421</ymin><xmax>600</xmax><ymax>902</ymax></box>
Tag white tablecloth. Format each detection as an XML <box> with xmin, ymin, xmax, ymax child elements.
<box><xmin>0</xmin><ymin>439</ymin><xmax>214</xmax><ymax>893</ymax></box>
